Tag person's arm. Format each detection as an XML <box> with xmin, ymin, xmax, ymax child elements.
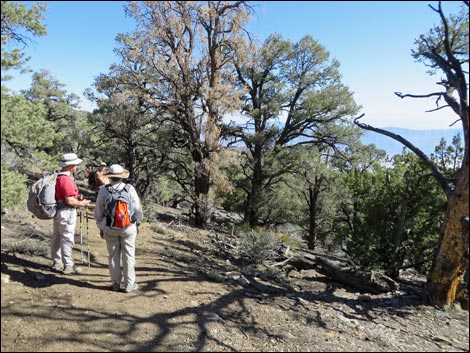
<box><xmin>65</xmin><ymin>195</ymin><xmax>90</xmax><ymax>208</ymax></box>
<box><xmin>95</xmin><ymin>171</ymin><xmax>109</xmax><ymax>186</ymax></box>
<box><xmin>131</xmin><ymin>187</ymin><xmax>143</xmax><ymax>224</ymax></box>
<box><xmin>59</xmin><ymin>175</ymin><xmax>90</xmax><ymax>207</ymax></box>
<box><xmin>93</xmin><ymin>189</ymin><xmax>105</xmax><ymax>223</ymax></box>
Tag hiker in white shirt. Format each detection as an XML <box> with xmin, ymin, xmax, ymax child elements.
<box><xmin>94</xmin><ymin>164</ymin><xmax>143</xmax><ymax>293</ymax></box>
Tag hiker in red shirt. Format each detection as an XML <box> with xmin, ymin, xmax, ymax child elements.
<box><xmin>52</xmin><ymin>153</ymin><xmax>91</xmax><ymax>274</ymax></box>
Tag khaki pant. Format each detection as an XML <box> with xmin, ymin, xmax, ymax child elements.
<box><xmin>104</xmin><ymin>230</ymin><xmax>137</xmax><ymax>288</ymax></box>
<box><xmin>51</xmin><ymin>207</ymin><xmax>77</xmax><ymax>268</ymax></box>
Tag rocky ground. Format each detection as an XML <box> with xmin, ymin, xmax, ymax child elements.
<box><xmin>1</xmin><ymin>203</ymin><xmax>469</xmax><ymax>352</ymax></box>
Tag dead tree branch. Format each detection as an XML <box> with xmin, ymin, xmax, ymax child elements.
<box><xmin>353</xmin><ymin>114</ymin><xmax>454</xmax><ymax>196</ymax></box>
<box><xmin>282</xmin><ymin>248</ymin><xmax>399</xmax><ymax>294</ymax></box>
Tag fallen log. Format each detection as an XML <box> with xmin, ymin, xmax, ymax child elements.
<box><xmin>283</xmin><ymin>250</ymin><xmax>399</xmax><ymax>294</ymax></box>
<box><xmin>314</xmin><ymin>257</ymin><xmax>399</xmax><ymax>294</ymax></box>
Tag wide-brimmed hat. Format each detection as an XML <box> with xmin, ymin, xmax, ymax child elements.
<box><xmin>99</xmin><ymin>162</ymin><xmax>107</xmax><ymax>167</ymax></box>
<box><xmin>59</xmin><ymin>153</ymin><xmax>83</xmax><ymax>168</ymax></box>
<box><xmin>104</xmin><ymin>164</ymin><xmax>129</xmax><ymax>179</ymax></box>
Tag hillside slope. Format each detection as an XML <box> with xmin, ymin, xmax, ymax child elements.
<box><xmin>1</xmin><ymin>205</ymin><xmax>469</xmax><ymax>352</ymax></box>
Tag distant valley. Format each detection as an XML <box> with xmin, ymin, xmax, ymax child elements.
<box><xmin>360</xmin><ymin>127</ymin><xmax>463</xmax><ymax>157</ymax></box>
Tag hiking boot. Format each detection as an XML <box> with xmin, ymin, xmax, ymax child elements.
<box><xmin>111</xmin><ymin>282</ymin><xmax>121</xmax><ymax>291</ymax></box>
<box><xmin>123</xmin><ymin>283</ymin><xmax>139</xmax><ymax>293</ymax></box>
<box><xmin>63</xmin><ymin>265</ymin><xmax>82</xmax><ymax>275</ymax></box>
<box><xmin>51</xmin><ymin>261</ymin><xmax>64</xmax><ymax>272</ymax></box>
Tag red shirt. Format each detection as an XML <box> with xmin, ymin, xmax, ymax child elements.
<box><xmin>55</xmin><ymin>174</ymin><xmax>79</xmax><ymax>201</ymax></box>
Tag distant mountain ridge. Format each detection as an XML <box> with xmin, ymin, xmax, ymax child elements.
<box><xmin>360</xmin><ymin>127</ymin><xmax>462</xmax><ymax>157</ymax></box>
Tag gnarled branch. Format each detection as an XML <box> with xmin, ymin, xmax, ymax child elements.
<box><xmin>353</xmin><ymin>114</ymin><xmax>453</xmax><ymax>196</ymax></box>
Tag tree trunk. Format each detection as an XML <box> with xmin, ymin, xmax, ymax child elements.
<box><xmin>388</xmin><ymin>197</ymin><xmax>408</xmax><ymax>278</ymax></box>
<box><xmin>192</xmin><ymin>148</ymin><xmax>211</xmax><ymax>228</ymax></box>
<box><xmin>307</xmin><ymin>186</ymin><xmax>317</xmax><ymax>250</ymax></box>
<box><xmin>307</xmin><ymin>176</ymin><xmax>322</xmax><ymax>250</ymax></box>
<box><xmin>426</xmin><ymin>154</ymin><xmax>469</xmax><ymax>308</ymax></box>
<box><xmin>193</xmin><ymin>173</ymin><xmax>210</xmax><ymax>228</ymax></box>
<box><xmin>246</xmin><ymin>145</ymin><xmax>263</xmax><ymax>227</ymax></box>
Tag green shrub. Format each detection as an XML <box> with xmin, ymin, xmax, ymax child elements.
<box><xmin>238</xmin><ymin>228</ymin><xmax>282</xmax><ymax>264</ymax></box>
<box><xmin>1</xmin><ymin>163</ymin><xmax>28</xmax><ymax>210</ymax></box>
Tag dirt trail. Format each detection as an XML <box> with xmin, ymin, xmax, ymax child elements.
<box><xmin>1</xmin><ymin>205</ymin><xmax>469</xmax><ymax>352</ymax></box>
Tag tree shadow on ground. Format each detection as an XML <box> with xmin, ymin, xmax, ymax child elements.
<box><xmin>1</xmin><ymin>253</ymin><xmax>111</xmax><ymax>291</ymax></box>
<box><xmin>2</xmin><ymin>210</ymin><xmax>465</xmax><ymax>352</ymax></box>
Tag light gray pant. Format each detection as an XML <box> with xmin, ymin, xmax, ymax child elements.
<box><xmin>104</xmin><ymin>231</ymin><xmax>136</xmax><ymax>288</ymax></box>
<box><xmin>52</xmin><ymin>207</ymin><xmax>77</xmax><ymax>268</ymax></box>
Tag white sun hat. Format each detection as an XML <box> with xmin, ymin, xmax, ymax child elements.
<box><xmin>104</xmin><ymin>164</ymin><xmax>130</xmax><ymax>179</ymax></box>
<box><xmin>59</xmin><ymin>153</ymin><xmax>83</xmax><ymax>168</ymax></box>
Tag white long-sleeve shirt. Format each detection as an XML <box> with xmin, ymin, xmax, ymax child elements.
<box><xmin>94</xmin><ymin>181</ymin><xmax>143</xmax><ymax>236</ymax></box>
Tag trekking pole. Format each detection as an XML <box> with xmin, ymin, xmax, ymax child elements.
<box><xmin>86</xmin><ymin>206</ymin><xmax>90</xmax><ymax>268</ymax></box>
<box><xmin>79</xmin><ymin>208</ymin><xmax>83</xmax><ymax>264</ymax></box>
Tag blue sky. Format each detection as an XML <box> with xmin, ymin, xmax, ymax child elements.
<box><xmin>5</xmin><ymin>1</ymin><xmax>465</xmax><ymax>130</ymax></box>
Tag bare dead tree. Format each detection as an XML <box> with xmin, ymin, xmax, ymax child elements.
<box><xmin>354</xmin><ymin>1</ymin><xmax>469</xmax><ymax>309</ymax></box>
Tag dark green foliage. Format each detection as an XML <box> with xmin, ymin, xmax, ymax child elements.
<box><xmin>228</xmin><ymin>34</ymin><xmax>360</xmax><ymax>227</ymax></box>
<box><xmin>217</xmin><ymin>159</ymin><xmax>247</xmax><ymax>214</ymax></box>
<box><xmin>341</xmin><ymin>151</ymin><xmax>446</xmax><ymax>277</ymax></box>
<box><xmin>431</xmin><ymin>133</ymin><xmax>464</xmax><ymax>180</ymax></box>
<box><xmin>1</xmin><ymin>90</ymin><xmax>56</xmax><ymax>167</ymax></box>
<box><xmin>1</xmin><ymin>163</ymin><xmax>28</xmax><ymax>210</ymax></box>
<box><xmin>1</xmin><ymin>1</ymin><xmax>47</xmax><ymax>79</ymax></box>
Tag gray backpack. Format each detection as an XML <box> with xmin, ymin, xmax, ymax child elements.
<box><xmin>27</xmin><ymin>172</ymin><xmax>66</xmax><ymax>219</ymax></box>
<box><xmin>104</xmin><ymin>183</ymin><xmax>136</xmax><ymax>229</ymax></box>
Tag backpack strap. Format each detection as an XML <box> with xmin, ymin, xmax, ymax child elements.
<box><xmin>55</xmin><ymin>171</ymin><xmax>67</xmax><ymax>178</ymax></box>
<box><xmin>122</xmin><ymin>184</ymin><xmax>136</xmax><ymax>223</ymax></box>
<box><xmin>106</xmin><ymin>182</ymin><xmax>129</xmax><ymax>194</ymax></box>
<box><xmin>55</xmin><ymin>171</ymin><xmax>72</xmax><ymax>183</ymax></box>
